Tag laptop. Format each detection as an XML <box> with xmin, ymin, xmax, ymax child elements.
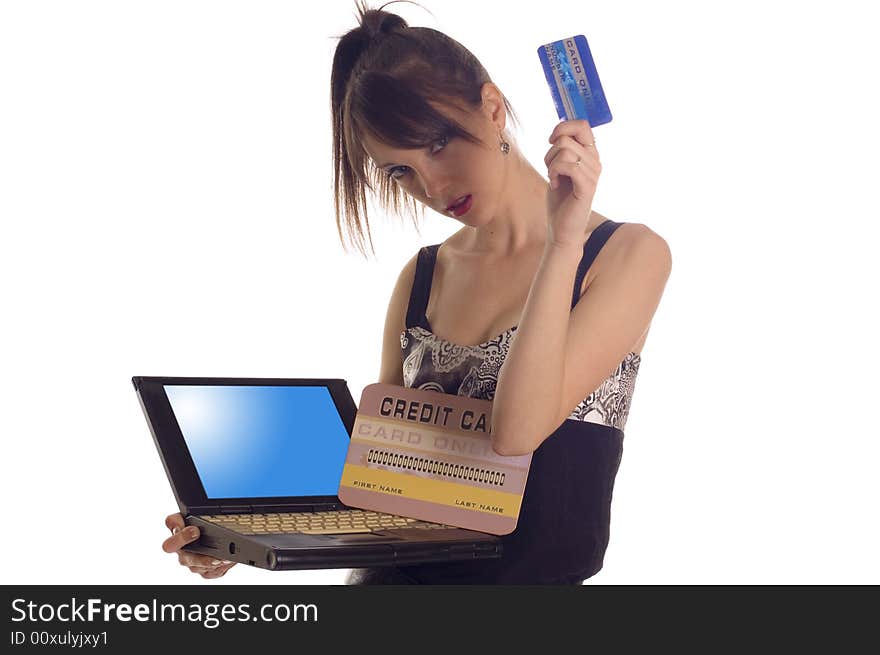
<box><xmin>133</xmin><ymin>376</ymin><xmax>502</xmax><ymax>571</ymax></box>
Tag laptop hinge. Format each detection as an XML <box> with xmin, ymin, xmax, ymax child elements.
<box><xmin>250</xmin><ymin>503</ymin><xmax>315</xmax><ymax>514</ymax></box>
<box><xmin>193</xmin><ymin>503</ymin><xmax>346</xmax><ymax>514</ymax></box>
<box><xmin>310</xmin><ymin>502</ymin><xmax>347</xmax><ymax>512</ymax></box>
<box><xmin>219</xmin><ymin>505</ymin><xmax>250</xmax><ymax>514</ymax></box>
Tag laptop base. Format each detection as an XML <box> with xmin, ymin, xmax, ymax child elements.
<box><xmin>183</xmin><ymin>515</ymin><xmax>502</xmax><ymax>571</ymax></box>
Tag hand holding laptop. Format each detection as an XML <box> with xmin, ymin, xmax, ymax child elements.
<box><xmin>161</xmin><ymin>512</ymin><xmax>236</xmax><ymax>579</ymax></box>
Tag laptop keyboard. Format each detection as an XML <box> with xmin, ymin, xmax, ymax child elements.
<box><xmin>201</xmin><ymin>510</ymin><xmax>456</xmax><ymax>535</ymax></box>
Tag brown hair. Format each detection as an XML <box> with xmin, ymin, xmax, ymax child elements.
<box><xmin>330</xmin><ymin>0</ymin><xmax>521</xmax><ymax>257</ymax></box>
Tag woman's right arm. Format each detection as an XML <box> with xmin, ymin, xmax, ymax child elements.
<box><xmin>162</xmin><ymin>513</ymin><xmax>236</xmax><ymax>579</ymax></box>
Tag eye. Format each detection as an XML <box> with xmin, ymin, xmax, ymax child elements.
<box><xmin>387</xmin><ymin>165</ymin><xmax>409</xmax><ymax>181</ymax></box>
<box><xmin>431</xmin><ymin>134</ymin><xmax>449</xmax><ymax>154</ymax></box>
<box><xmin>387</xmin><ymin>136</ymin><xmax>449</xmax><ymax>181</ymax></box>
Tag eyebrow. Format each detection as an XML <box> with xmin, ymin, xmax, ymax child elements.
<box><xmin>374</xmin><ymin>143</ymin><xmax>433</xmax><ymax>169</ymax></box>
<box><xmin>373</xmin><ymin>138</ymin><xmax>441</xmax><ymax>170</ymax></box>
<box><xmin>371</xmin><ymin>131</ymin><xmax>451</xmax><ymax>170</ymax></box>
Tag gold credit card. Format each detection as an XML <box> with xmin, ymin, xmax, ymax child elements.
<box><xmin>338</xmin><ymin>383</ymin><xmax>533</xmax><ymax>535</ymax></box>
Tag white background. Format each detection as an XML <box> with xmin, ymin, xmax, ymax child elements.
<box><xmin>1</xmin><ymin>0</ymin><xmax>877</xmax><ymax>585</ymax></box>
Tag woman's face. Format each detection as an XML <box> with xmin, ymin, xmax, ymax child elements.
<box><xmin>359</xmin><ymin>91</ymin><xmax>508</xmax><ymax>227</ymax></box>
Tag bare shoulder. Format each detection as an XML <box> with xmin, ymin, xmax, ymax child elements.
<box><xmin>389</xmin><ymin>250</ymin><xmax>421</xmax><ymax>313</ymax></box>
<box><xmin>581</xmin><ymin>215</ymin><xmax>671</xmax><ymax>294</ymax></box>
<box><xmin>398</xmin><ymin>249</ymin><xmax>420</xmax><ymax>285</ymax></box>
<box><xmin>600</xmin><ymin>218</ymin><xmax>672</xmax><ymax>270</ymax></box>
<box><xmin>437</xmin><ymin>227</ymin><xmax>470</xmax><ymax>256</ymax></box>
<box><xmin>378</xmin><ymin>249</ymin><xmax>423</xmax><ymax>387</ymax></box>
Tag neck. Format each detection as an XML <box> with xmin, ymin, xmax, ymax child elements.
<box><xmin>467</xmin><ymin>151</ymin><xmax>550</xmax><ymax>257</ymax></box>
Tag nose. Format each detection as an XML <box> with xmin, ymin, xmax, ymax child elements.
<box><xmin>416</xmin><ymin>163</ymin><xmax>450</xmax><ymax>201</ymax></box>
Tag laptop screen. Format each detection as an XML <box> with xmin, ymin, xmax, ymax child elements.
<box><xmin>164</xmin><ymin>384</ymin><xmax>349</xmax><ymax>499</ymax></box>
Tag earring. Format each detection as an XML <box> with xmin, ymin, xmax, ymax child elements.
<box><xmin>499</xmin><ymin>132</ymin><xmax>510</xmax><ymax>155</ymax></box>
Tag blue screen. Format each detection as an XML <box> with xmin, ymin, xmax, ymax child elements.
<box><xmin>164</xmin><ymin>385</ymin><xmax>349</xmax><ymax>499</ymax></box>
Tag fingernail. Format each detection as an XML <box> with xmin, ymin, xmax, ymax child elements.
<box><xmin>211</xmin><ymin>559</ymin><xmax>222</xmax><ymax>565</ymax></box>
<box><xmin>222</xmin><ymin>560</ymin><xmax>234</xmax><ymax>565</ymax></box>
<box><xmin>172</xmin><ymin>527</ymin><xmax>180</xmax><ymax>535</ymax></box>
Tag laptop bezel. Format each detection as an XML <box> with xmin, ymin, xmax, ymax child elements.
<box><xmin>132</xmin><ymin>376</ymin><xmax>357</xmax><ymax>515</ymax></box>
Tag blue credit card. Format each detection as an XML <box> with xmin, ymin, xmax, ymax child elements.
<box><xmin>538</xmin><ymin>35</ymin><xmax>612</xmax><ymax>127</ymax></box>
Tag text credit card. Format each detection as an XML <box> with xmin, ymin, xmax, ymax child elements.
<box><xmin>338</xmin><ymin>383</ymin><xmax>533</xmax><ymax>536</ymax></box>
<box><xmin>538</xmin><ymin>34</ymin><xmax>612</xmax><ymax>126</ymax></box>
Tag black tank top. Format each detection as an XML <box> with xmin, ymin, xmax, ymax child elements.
<box><xmin>397</xmin><ymin>219</ymin><xmax>642</xmax><ymax>583</ymax></box>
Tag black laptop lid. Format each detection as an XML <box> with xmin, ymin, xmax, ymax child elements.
<box><xmin>133</xmin><ymin>377</ymin><xmax>357</xmax><ymax>515</ymax></box>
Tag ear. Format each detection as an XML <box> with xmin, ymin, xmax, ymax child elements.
<box><xmin>480</xmin><ymin>82</ymin><xmax>507</xmax><ymax>132</ymax></box>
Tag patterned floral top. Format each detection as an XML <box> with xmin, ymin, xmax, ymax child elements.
<box><xmin>401</xmin><ymin>325</ymin><xmax>641</xmax><ymax>431</ymax></box>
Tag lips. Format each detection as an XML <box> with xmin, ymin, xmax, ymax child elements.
<box><xmin>447</xmin><ymin>194</ymin><xmax>473</xmax><ymax>217</ymax></box>
<box><xmin>446</xmin><ymin>195</ymin><xmax>470</xmax><ymax>211</ymax></box>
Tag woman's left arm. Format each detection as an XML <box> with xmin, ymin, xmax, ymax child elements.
<box><xmin>490</xmin><ymin>120</ymin><xmax>672</xmax><ymax>456</ymax></box>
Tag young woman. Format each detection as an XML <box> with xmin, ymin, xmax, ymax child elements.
<box><xmin>162</xmin><ymin>0</ymin><xmax>672</xmax><ymax>584</ymax></box>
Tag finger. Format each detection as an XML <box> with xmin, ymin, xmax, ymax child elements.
<box><xmin>548</xmin><ymin>118</ymin><xmax>595</xmax><ymax>148</ymax></box>
<box><xmin>190</xmin><ymin>560</ymin><xmax>234</xmax><ymax>576</ymax></box>
<box><xmin>181</xmin><ymin>552</ymin><xmax>234</xmax><ymax>569</ymax></box>
<box><xmin>187</xmin><ymin>566</ymin><xmax>217</xmax><ymax>577</ymax></box>
<box><xmin>189</xmin><ymin>558</ymin><xmax>233</xmax><ymax>573</ymax></box>
<box><xmin>549</xmin><ymin>164</ymin><xmax>579</xmax><ymax>190</ymax></box>
<box><xmin>192</xmin><ymin>560</ymin><xmax>233</xmax><ymax>570</ymax></box>
<box><xmin>162</xmin><ymin>525</ymin><xmax>199</xmax><ymax>553</ymax></box>
<box><xmin>545</xmin><ymin>135</ymin><xmax>597</xmax><ymax>169</ymax></box>
<box><xmin>178</xmin><ymin>551</ymin><xmax>225</xmax><ymax>568</ymax></box>
<box><xmin>549</xmin><ymin>159</ymin><xmax>600</xmax><ymax>197</ymax></box>
<box><xmin>201</xmin><ymin>562</ymin><xmax>236</xmax><ymax>579</ymax></box>
<box><xmin>162</xmin><ymin>525</ymin><xmax>200</xmax><ymax>554</ymax></box>
<box><xmin>548</xmin><ymin>147</ymin><xmax>598</xmax><ymax>187</ymax></box>
<box><xmin>549</xmin><ymin>156</ymin><xmax>598</xmax><ymax>190</ymax></box>
<box><xmin>165</xmin><ymin>513</ymin><xmax>185</xmax><ymax>533</ymax></box>
<box><xmin>202</xmin><ymin>566</ymin><xmax>232</xmax><ymax>580</ymax></box>
<box><xmin>544</xmin><ymin>137</ymin><xmax>577</xmax><ymax>168</ymax></box>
